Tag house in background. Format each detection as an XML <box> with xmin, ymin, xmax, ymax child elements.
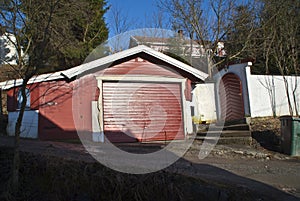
<box><xmin>0</xmin><ymin>45</ymin><xmax>208</xmax><ymax>142</ymax></box>
<box><xmin>129</xmin><ymin>33</ymin><xmax>209</xmax><ymax>74</ymax></box>
<box><xmin>0</xmin><ymin>33</ymin><xmax>28</xmax><ymax>66</ymax></box>
<box><xmin>129</xmin><ymin>31</ymin><xmax>227</xmax><ymax>74</ymax></box>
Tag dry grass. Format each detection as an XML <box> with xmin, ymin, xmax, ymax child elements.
<box><xmin>250</xmin><ymin>117</ymin><xmax>281</xmax><ymax>151</ymax></box>
<box><xmin>0</xmin><ymin>149</ymin><xmax>266</xmax><ymax>201</ymax></box>
<box><xmin>250</xmin><ymin>117</ymin><xmax>281</xmax><ymax>135</ymax></box>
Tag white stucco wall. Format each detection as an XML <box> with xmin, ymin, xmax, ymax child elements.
<box><xmin>193</xmin><ymin>83</ymin><xmax>217</xmax><ymax>123</ymax></box>
<box><xmin>214</xmin><ymin>62</ymin><xmax>252</xmax><ymax>119</ymax></box>
<box><xmin>246</xmin><ymin>67</ymin><xmax>300</xmax><ymax>117</ymax></box>
<box><xmin>194</xmin><ymin>61</ymin><xmax>300</xmax><ymax>121</ymax></box>
<box><xmin>7</xmin><ymin>110</ymin><xmax>39</xmax><ymax>138</ymax></box>
<box><xmin>185</xmin><ymin>99</ymin><xmax>195</xmax><ymax>133</ymax></box>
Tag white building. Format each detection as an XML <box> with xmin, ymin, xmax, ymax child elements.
<box><xmin>0</xmin><ymin>33</ymin><xmax>27</xmax><ymax>65</ymax></box>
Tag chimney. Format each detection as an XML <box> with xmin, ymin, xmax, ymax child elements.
<box><xmin>178</xmin><ymin>30</ymin><xmax>184</xmax><ymax>39</ymax></box>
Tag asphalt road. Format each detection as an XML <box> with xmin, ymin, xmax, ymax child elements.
<box><xmin>1</xmin><ymin>136</ymin><xmax>300</xmax><ymax>200</ymax></box>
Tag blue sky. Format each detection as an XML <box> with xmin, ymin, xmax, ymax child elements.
<box><xmin>104</xmin><ymin>0</ymin><xmax>250</xmax><ymax>39</ymax></box>
<box><xmin>106</xmin><ymin>0</ymin><xmax>156</xmax><ymax>17</ymax></box>
<box><xmin>105</xmin><ymin>0</ymin><xmax>160</xmax><ymax>37</ymax></box>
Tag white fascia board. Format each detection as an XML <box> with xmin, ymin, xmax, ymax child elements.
<box><xmin>62</xmin><ymin>45</ymin><xmax>208</xmax><ymax>81</ymax></box>
<box><xmin>61</xmin><ymin>45</ymin><xmax>148</xmax><ymax>79</ymax></box>
<box><xmin>0</xmin><ymin>71</ymin><xmax>64</xmax><ymax>90</ymax></box>
<box><xmin>0</xmin><ymin>46</ymin><xmax>144</xmax><ymax>90</ymax></box>
<box><xmin>0</xmin><ymin>45</ymin><xmax>208</xmax><ymax>90</ymax></box>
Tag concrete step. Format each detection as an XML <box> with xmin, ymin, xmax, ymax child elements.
<box><xmin>208</xmin><ymin>124</ymin><xmax>250</xmax><ymax>132</ymax></box>
<box><xmin>197</xmin><ymin>130</ymin><xmax>251</xmax><ymax>138</ymax></box>
<box><xmin>195</xmin><ymin>136</ymin><xmax>252</xmax><ymax>145</ymax></box>
<box><xmin>196</xmin><ymin>129</ymin><xmax>252</xmax><ymax>145</ymax></box>
<box><xmin>216</xmin><ymin>118</ymin><xmax>250</xmax><ymax>126</ymax></box>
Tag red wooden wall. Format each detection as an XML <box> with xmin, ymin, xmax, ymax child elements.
<box><xmin>6</xmin><ymin>57</ymin><xmax>193</xmax><ymax>140</ymax></box>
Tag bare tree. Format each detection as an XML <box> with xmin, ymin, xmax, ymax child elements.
<box><xmin>143</xmin><ymin>9</ymin><xmax>171</xmax><ymax>30</ymax></box>
<box><xmin>108</xmin><ymin>4</ymin><xmax>135</xmax><ymax>35</ymax></box>
<box><xmin>157</xmin><ymin>0</ymin><xmax>259</xmax><ymax>77</ymax></box>
<box><xmin>106</xmin><ymin>3</ymin><xmax>136</xmax><ymax>52</ymax></box>
<box><xmin>258</xmin><ymin>76</ymin><xmax>276</xmax><ymax>117</ymax></box>
<box><xmin>260</xmin><ymin>0</ymin><xmax>300</xmax><ymax>116</ymax></box>
<box><xmin>0</xmin><ymin>0</ymin><xmax>59</xmax><ymax>193</ymax></box>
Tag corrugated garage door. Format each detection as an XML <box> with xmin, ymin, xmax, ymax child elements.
<box><xmin>103</xmin><ymin>82</ymin><xmax>184</xmax><ymax>142</ymax></box>
<box><xmin>219</xmin><ymin>73</ymin><xmax>244</xmax><ymax>121</ymax></box>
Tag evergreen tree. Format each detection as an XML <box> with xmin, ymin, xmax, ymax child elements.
<box><xmin>0</xmin><ymin>0</ymin><xmax>109</xmax><ymax>193</ymax></box>
<box><xmin>22</xmin><ymin>0</ymin><xmax>109</xmax><ymax>72</ymax></box>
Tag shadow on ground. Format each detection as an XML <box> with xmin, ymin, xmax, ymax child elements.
<box><xmin>252</xmin><ymin>130</ymin><xmax>281</xmax><ymax>152</ymax></box>
<box><xmin>0</xmin><ymin>136</ymin><xmax>298</xmax><ymax>201</ymax></box>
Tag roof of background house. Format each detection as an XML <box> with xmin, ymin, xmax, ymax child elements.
<box><xmin>130</xmin><ymin>36</ymin><xmax>170</xmax><ymax>44</ymax></box>
<box><xmin>129</xmin><ymin>36</ymin><xmax>202</xmax><ymax>47</ymax></box>
<box><xmin>0</xmin><ymin>45</ymin><xmax>208</xmax><ymax>90</ymax></box>
<box><xmin>130</xmin><ymin>36</ymin><xmax>209</xmax><ymax>73</ymax></box>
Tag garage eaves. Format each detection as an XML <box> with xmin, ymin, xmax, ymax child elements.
<box><xmin>0</xmin><ymin>45</ymin><xmax>208</xmax><ymax>90</ymax></box>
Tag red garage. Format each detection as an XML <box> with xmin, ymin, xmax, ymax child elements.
<box><xmin>2</xmin><ymin>45</ymin><xmax>207</xmax><ymax>142</ymax></box>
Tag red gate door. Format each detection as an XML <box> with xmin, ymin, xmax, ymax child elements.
<box><xmin>102</xmin><ymin>82</ymin><xmax>184</xmax><ymax>143</ymax></box>
<box><xmin>219</xmin><ymin>73</ymin><xmax>244</xmax><ymax>121</ymax></box>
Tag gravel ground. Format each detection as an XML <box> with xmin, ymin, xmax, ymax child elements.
<box><xmin>0</xmin><ymin>117</ymin><xmax>299</xmax><ymax>200</ymax></box>
<box><xmin>184</xmin><ymin>140</ymin><xmax>300</xmax><ymax>199</ymax></box>
<box><xmin>1</xmin><ymin>134</ymin><xmax>300</xmax><ymax>200</ymax></box>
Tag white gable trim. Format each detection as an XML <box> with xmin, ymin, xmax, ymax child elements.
<box><xmin>0</xmin><ymin>71</ymin><xmax>65</xmax><ymax>90</ymax></box>
<box><xmin>61</xmin><ymin>45</ymin><xmax>208</xmax><ymax>80</ymax></box>
<box><xmin>0</xmin><ymin>45</ymin><xmax>208</xmax><ymax>90</ymax></box>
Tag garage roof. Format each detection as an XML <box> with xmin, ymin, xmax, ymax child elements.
<box><xmin>0</xmin><ymin>45</ymin><xmax>208</xmax><ymax>90</ymax></box>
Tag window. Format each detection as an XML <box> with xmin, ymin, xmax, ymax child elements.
<box><xmin>17</xmin><ymin>88</ymin><xmax>30</xmax><ymax>109</ymax></box>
